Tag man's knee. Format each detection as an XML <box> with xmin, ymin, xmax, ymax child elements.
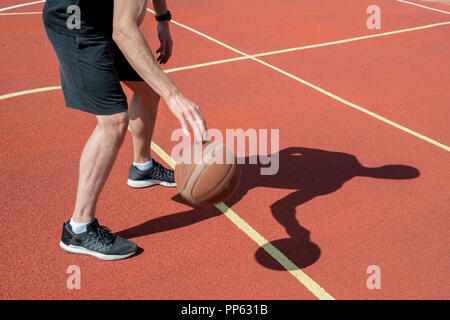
<box><xmin>96</xmin><ymin>111</ymin><xmax>129</xmax><ymax>137</ymax></box>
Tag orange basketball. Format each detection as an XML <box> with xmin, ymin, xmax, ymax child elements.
<box><xmin>174</xmin><ymin>141</ymin><xmax>241</xmax><ymax>206</ymax></box>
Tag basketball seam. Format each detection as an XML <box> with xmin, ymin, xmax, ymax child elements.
<box><xmin>183</xmin><ymin>142</ymin><xmax>218</xmax><ymax>200</ymax></box>
<box><xmin>189</xmin><ymin>144</ymin><xmax>228</xmax><ymax>201</ymax></box>
<box><xmin>177</xmin><ymin>163</ymin><xmax>194</xmax><ymax>193</ymax></box>
<box><xmin>194</xmin><ymin>159</ymin><xmax>234</xmax><ymax>204</ymax></box>
<box><xmin>177</xmin><ymin>142</ymin><xmax>215</xmax><ymax>193</ymax></box>
<box><xmin>187</xmin><ymin>162</ymin><xmax>208</xmax><ymax>199</ymax></box>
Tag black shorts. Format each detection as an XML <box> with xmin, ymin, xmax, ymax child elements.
<box><xmin>44</xmin><ymin>24</ymin><xmax>144</xmax><ymax>115</ymax></box>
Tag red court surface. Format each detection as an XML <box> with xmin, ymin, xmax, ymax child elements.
<box><xmin>0</xmin><ymin>0</ymin><xmax>449</xmax><ymax>300</ymax></box>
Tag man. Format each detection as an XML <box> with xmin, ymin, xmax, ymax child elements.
<box><xmin>42</xmin><ymin>0</ymin><xmax>207</xmax><ymax>260</ymax></box>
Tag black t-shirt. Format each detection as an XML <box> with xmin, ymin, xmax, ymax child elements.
<box><xmin>43</xmin><ymin>0</ymin><xmax>114</xmax><ymax>38</ymax></box>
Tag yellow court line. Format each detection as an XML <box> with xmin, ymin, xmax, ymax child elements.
<box><xmin>0</xmin><ymin>11</ymin><xmax>41</xmax><ymax>15</ymax></box>
<box><xmin>2</xmin><ymin>10</ymin><xmax>448</xmax><ymax>296</ymax></box>
<box><xmin>149</xmin><ymin>8</ymin><xmax>450</xmax><ymax>153</ymax></box>
<box><xmin>126</xmin><ymin>125</ymin><xmax>334</xmax><ymax>299</ymax></box>
<box><xmin>0</xmin><ymin>0</ymin><xmax>45</xmax><ymax>13</ymax></box>
<box><xmin>0</xmin><ymin>85</ymin><xmax>334</xmax><ymax>299</ymax></box>
<box><xmin>214</xmin><ymin>202</ymin><xmax>334</xmax><ymax>300</ymax></box>
<box><xmin>0</xmin><ymin>86</ymin><xmax>60</xmax><ymax>100</ymax></box>
<box><xmin>0</xmin><ymin>83</ymin><xmax>334</xmax><ymax>299</ymax></box>
<box><xmin>0</xmin><ymin>3</ymin><xmax>443</xmax><ymax>301</ymax></box>
<box><xmin>145</xmin><ymin>137</ymin><xmax>335</xmax><ymax>300</ymax></box>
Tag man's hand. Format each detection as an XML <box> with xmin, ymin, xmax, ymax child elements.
<box><xmin>166</xmin><ymin>93</ymin><xmax>207</xmax><ymax>141</ymax></box>
<box><xmin>156</xmin><ymin>21</ymin><xmax>172</xmax><ymax>64</ymax></box>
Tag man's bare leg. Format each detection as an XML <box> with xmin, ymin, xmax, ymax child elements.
<box><xmin>125</xmin><ymin>81</ymin><xmax>159</xmax><ymax>164</ymax></box>
<box><xmin>72</xmin><ymin>111</ymin><xmax>129</xmax><ymax>223</ymax></box>
<box><xmin>125</xmin><ymin>81</ymin><xmax>176</xmax><ymax>188</ymax></box>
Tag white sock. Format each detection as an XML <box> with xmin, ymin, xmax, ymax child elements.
<box><xmin>133</xmin><ymin>159</ymin><xmax>153</xmax><ymax>171</ymax></box>
<box><xmin>70</xmin><ymin>218</ymin><xmax>92</xmax><ymax>234</ymax></box>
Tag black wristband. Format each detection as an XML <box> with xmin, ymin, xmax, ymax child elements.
<box><xmin>155</xmin><ymin>10</ymin><xmax>172</xmax><ymax>22</ymax></box>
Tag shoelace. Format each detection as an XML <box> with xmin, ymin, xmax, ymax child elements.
<box><xmin>95</xmin><ymin>225</ymin><xmax>116</xmax><ymax>245</ymax></box>
<box><xmin>152</xmin><ymin>161</ymin><xmax>173</xmax><ymax>181</ymax></box>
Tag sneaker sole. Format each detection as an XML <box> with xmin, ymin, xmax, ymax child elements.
<box><xmin>59</xmin><ymin>241</ymin><xmax>137</xmax><ymax>261</ymax></box>
<box><xmin>127</xmin><ymin>179</ymin><xmax>177</xmax><ymax>188</ymax></box>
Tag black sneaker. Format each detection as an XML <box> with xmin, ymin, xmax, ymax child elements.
<box><xmin>127</xmin><ymin>160</ymin><xmax>177</xmax><ymax>188</ymax></box>
<box><xmin>59</xmin><ymin>219</ymin><xmax>138</xmax><ymax>260</ymax></box>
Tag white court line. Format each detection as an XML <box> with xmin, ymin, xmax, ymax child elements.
<box><xmin>165</xmin><ymin>56</ymin><xmax>247</xmax><ymax>73</ymax></box>
<box><xmin>164</xmin><ymin>21</ymin><xmax>450</xmax><ymax>73</ymax></box>
<box><xmin>148</xmin><ymin>9</ymin><xmax>450</xmax><ymax>152</ymax></box>
<box><xmin>0</xmin><ymin>0</ymin><xmax>45</xmax><ymax>12</ymax></box>
<box><xmin>1</xmin><ymin>9</ymin><xmax>448</xmax><ymax>76</ymax></box>
<box><xmin>1</xmin><ymin>11</ymin><xmax>448</xmax><ymax>76</ymax></box>
<box><xmin>396</xmin><ymin>0</ymin><xmax>450</xmax><ymax>14</ymax></box>
<box><xmin>0</xmin><ymin>4</ymin><xmax>448</xmax><ymax>152</ymax></box>
<box><xmin>251</xmin><ymin>58</ymin><xmax>450</xmax><ymax>152</ymax></box>
<box><xmin>0</xmin><ymin>0</ymin><xmax>444</xmax><ymax>301</ymax></box>
<box><xmin>252</xmin><ymin>21</ymin><xmax>450</xmax><ymax>57</ymax></box>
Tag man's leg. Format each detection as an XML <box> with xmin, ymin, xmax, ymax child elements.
<box><xmin>125</xmin><ymin>81</ymin><xmax>159</xmax><ymax>164</ymax></box>
<box><xmin>72</xmin><ymin>111</ymin><xmax>129</xmax><ymax>223</ymax></box>
<box><xmin>124</xmin><ymin>81</ymin><xmax>176</xmax><ymax>188</ymax></box>
<box><xmin>61</xmin><ymin>109</ymin><xmax>137</xmax><ymax>261</ymax></box>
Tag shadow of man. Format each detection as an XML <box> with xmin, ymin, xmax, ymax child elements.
<box><xmin>116</xmin><ymin>146</ymin><xmax>419</xmax><ymax>270</ymax></box>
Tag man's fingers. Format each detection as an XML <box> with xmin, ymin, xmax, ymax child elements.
<box><xmin>165</xmin><ymin>39</ymin><xmax>172</xmax><ymax>63</ymax></box>
<box><xmin>202</xmin><ymin>129</ymin><xmax>209</xmax><ymax>141</ymax></box>
<box><xmin>193</xmin><ymin>114</ymin><xmax>206</xmax><ymax>138</ymax></box>
<box><xmin>156</xmin><ymin>47</ymin><xmax>162</xmax><ymax>62</ymax></box>
<box><xmin>160</xmin><ymin>41</ymin><xmax>169</xmax><ymax>64</ymax></box>
<box><xmin>161</xmin><ymin>38</ymin><xmax>173</xmax><ymax>64</ymax></box>
<box><xmin>185</xmin><ymin>110</ymin><xmax>203</xmax><ymax>141</ymax></box>
<box><xmin>178</xmin><ymin>115</ymin><xmax>190</xmax><ymax>136</ymax></box>
<box><xmin>183</xmin><ymin>126</ymin><xmax>190</xmax><ymax>137</ymax></box>
<box><xmin>169</xmin><ymin>97</ymin><xmax>206</xmax><ymax>141</ymax></box>
<box><xmin>187</xmin><ymin>104</ymin><xmax>207</xmax><ymax>140</ymax></box>
<box><xmin>189</xmin><ymin>117</ymin><xmax>202</xmax><ymax>141</ymax></box>
<box><xmin>189</xmin><ymin>108</ymin><xmax>207</xmax><ymax>141</ymax></box>
<box><xmin>167</xmin><ymin>39</ymin><xmax>173</xmax><ymax>59</ymax></box>
<box><xmin>182</xmin><ymin>124</ymin><xmax>191</xmax><ymax>138</ymax></box>
<box><xmin>192</xmin><ymin>106</ymin><xmax>207</xmax><ymax>133</ymax></box>
<box><xmin>160</xmin><ymin>42</ymin><xmax>167</xmax><ymax>64</ymax></box>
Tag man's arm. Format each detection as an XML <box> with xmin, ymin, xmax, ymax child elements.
<box><xmin>113</xmin><ymin>0</ymin><xmax>173</xmax><ymax>99</ymax></box>
<box><xmin>151</xmin><ymin>0</ymin><xmax>172</xmax><ymax>64</ymax></box>
<box><xmin>112</xmin><ymin>0</ymin><xmax>206</xmax><ymax>140</ymax></box>
<box><xmin>152</xmin><ymin>0</ymin><xmax>168</xmax><ymax>15</ymax></box>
